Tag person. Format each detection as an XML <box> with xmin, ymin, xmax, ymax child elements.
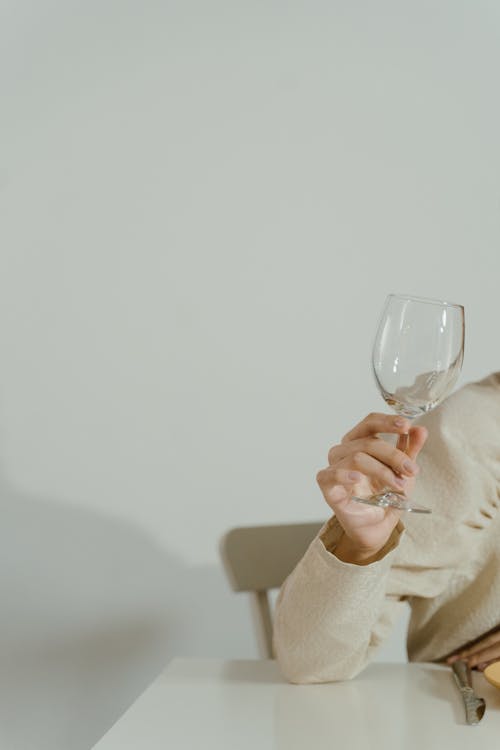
<box><xmin>273</xmin><ymin>372</ymin><xmax>500</xmax><ymax>683</ymax></box>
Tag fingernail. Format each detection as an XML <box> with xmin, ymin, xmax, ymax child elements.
<box><xmin>447</xmin><ymin>655</ymin><xmax>458</xmax><ymax>663</ymax></box>
<box><xmin>394</xmin><ymin>418</ymin><xmax>405</xmax><ymax>427</ymax></box>
<box><xmin>477</xmin><ymin>663</ymin><xmax>487</xmax><ymax>671</ymax></box>
<box><xmin>393</xmin><ymin>476</ymin><xmax>406</xmax><ymax>488</ymax></box>
<box><xmin>348</xmin><ymin>471</ymin><xmax>361</xmax><ymax>481</ymax></box>
<box><xmin>403</xmin><ymin>459</ymin><xmax>417</xmax><ymax>474</ymax></box>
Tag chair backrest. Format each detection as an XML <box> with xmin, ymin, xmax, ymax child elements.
<box><xmin>219</xmin><ymin>521</ymin><xmax>323</xmax><ymax>658</ymax></box>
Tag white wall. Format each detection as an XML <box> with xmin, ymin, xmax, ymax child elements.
<box><xmin>1</xmin><ymin>1</ymin><xmax>500</xmax><ymax>747</ymax></box>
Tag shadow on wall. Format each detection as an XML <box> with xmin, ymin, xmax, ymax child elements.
<box><xmin>0</xmin><ymin>472</ymin><xmax>250</xmax><ymax>750</ymax></box>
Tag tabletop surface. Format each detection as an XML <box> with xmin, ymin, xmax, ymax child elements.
<box><xmin>93</xmin><ymin>658</ymin><xmax>500</xmax><ymax>749</ymax></box>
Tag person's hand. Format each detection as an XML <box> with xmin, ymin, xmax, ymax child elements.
<box><xmin>447</xmin><ymin>631</ymin><xmax>500</xmax><ymax>671</ymax></box>
<box><xmin>316</xmin><ymin>413</ymin><xmax>428</xmax><ymax>563</ymax></box>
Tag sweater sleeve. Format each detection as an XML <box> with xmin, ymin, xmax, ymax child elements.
<box><xmin>273</xmin><ymin>515</ymin><xmax>407</xmax><ymax>684</ymax></box>
<box><xmin>273</xmin><ymin>376</ymin><xmax>500</xmax><ymax>684</ymax></box>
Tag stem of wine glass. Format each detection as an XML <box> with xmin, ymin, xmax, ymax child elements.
<box><xmin>396</xmin><ymin>430</ymin><xmax>410</xmax><ymax>455</ymax></box>
<box><xmin>392</xmin><ymin>423</ymin><xmax>412</xmax><ymax>494</ymax></box>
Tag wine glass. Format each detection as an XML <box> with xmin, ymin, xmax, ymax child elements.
<box><xmin>352</xmin><ymin>294</ymin><xmax>465</xmax><ymax>514</ymax></box>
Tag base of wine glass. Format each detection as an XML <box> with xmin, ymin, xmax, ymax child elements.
<box><xmin>352</xmin><ymin>490</ymin><xmax>431</xmax><ymax>514</ymax></box>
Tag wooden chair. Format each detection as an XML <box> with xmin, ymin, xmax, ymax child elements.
<box><xmin>219</xmin><ymin>521</ymin><xmax>324</xmax><ymax>658</ymax></box>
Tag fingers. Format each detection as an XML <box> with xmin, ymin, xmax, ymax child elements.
<box><xmin>341</xmin><ymin>413</ymin><xmax>412</xmax><ymax>444</ymax></box>
<box><xmin>449</xmin><ymin>630</ymin><xmax>500</xmax><ymax>659</ymax></box>
<box><xmin>466</xmin><ymin>643</ymin><xmax>500</xmax><ymax>669</ymax></box>
<box><xmin>447</xmin><ymin>631</ymin><xmax>500</xmax><ymax>668</ymax></box>
<box><xmin>466</xmin><ymin>646</ymin><xmax>500</xmax><ymax>669</ymax></box>
<box><xmin>346</xmin><ymin>452</ymin><xmax>410</xmax><ymax>493</ymax></box>
<box><xmin>329</xmin><ymin>437</ymin><xmax>419</xmax><ymax>479</ymax></box>
<box><xmin>316</xmin><ymin>467</ymin><xmax>363</xmax><ymax>511</ymax></box>
<box><xmin>322</xmin><ymin>414</ymin><xmax>426</xmax><ymax>519</ymax></box>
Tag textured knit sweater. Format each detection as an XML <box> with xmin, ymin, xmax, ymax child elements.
<box><xmin>273</xmin><ymin>373</ymin><xmax>500</xmax><ymax>683</ymax></box>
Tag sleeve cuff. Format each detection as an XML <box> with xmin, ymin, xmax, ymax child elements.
<box><xmin>318</xmin><ymin>515</ymin><xmax>405</xmax><ymax>566</ymax></box>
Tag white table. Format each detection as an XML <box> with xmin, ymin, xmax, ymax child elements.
<box><xmin>93</xmin><ymin>659</ymin><xmax>500</xmax><ymax>749</ymax></box>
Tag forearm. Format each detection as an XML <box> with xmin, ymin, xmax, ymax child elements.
<box><xmin>273</xmin><ymin>517</ymin><xmax>405</xmax><ymax>684</ymax></box>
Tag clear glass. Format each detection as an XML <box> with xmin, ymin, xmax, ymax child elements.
<box><xmin>352</xmin><ymin>294</ymin><xmax>465</xmax><ymax>514</ymax></box>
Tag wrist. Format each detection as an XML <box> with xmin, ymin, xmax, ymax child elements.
<box><xmin>333</xmin><ymin>534</ymin><xmax>387</xmax><ymax>566</ymax></box>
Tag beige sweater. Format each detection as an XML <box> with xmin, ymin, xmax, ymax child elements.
<box><xmin>273</xmin><ymin>373</ymin><xmax>500</xmax><ymax>683</ymax></box>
